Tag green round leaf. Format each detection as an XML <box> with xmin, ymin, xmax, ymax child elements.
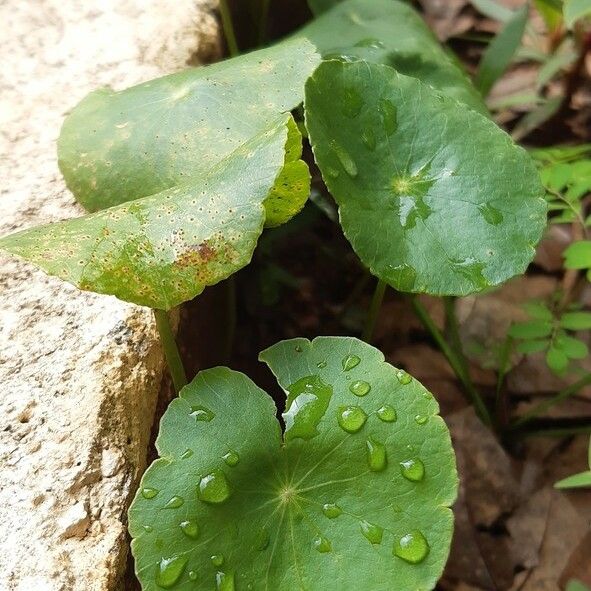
<box><xmin>508</xmin><ymin>320</ymin><xmax>554</xmax><ymax>340</ymax></box>
<box><xmin>129</xmin><ymin>337</ymin><xmax>457</xmax><ymax>590</ymax></box>
<box><xmin>305</xmin><ymin>60</ymin><xmax>547</xmax><ymax>296</ymax></box>
<box><xmin>546</xmin><ymin>345</ymin><xmax>569</xmax><ymax>374</ymax></box>
<box><xmin>564</xmin><ymin>240</ymin><xmax>591</xmax><ymax>270</ymax></box>
<box><xmin>0</xmin><ymin>117</ymin><xmax>292</xmax><ymax>309</ymax></box>
<box><xmin>297</xmin><ymin>0</ymin><xmax>487</xmax><ymax>114</ymax></box>
<box><xmin>58</xmin><ymin>38</ymin><xmax>320</xmax><ymax>220</ymax></box>
<box><xmin>560</xmin><ymin>311</ymin><xmax>591</xmax><ymax>331</ymax></box>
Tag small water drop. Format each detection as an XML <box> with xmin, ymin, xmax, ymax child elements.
<box><xmin>164</xmin><ymin>495</ymin><xmax>184</xmax><ymax>509</ymax></box>
<box><xmin>360</xmin><ymin>520</ymin><xmax>384</xmax><ymax>544</ymax></box>
<box><xmin>349</xmin><ymin>380</ymin><xmax>371</xmax><ymax>397</ymax></box>
<box><xmin>190</xmin><ymin>405</ymin><xmax>215</xmax><ymax>422</ymax></box>
<box><xmin>180</xmin><ymin>448</ymin><xmax>194</xmax><ymax>459</ymax></box>
<box><xmin>396</xmin><ymin>369</ymin><xmax>412</xmax><ymax>385</ymax></box>
<box><xmin>354</xmin><ymin>37</ymin><xmax>386</xmax><ymax>49</ymax></box>
<box><xmin>223</xmin><ymin>450</ymin><xmax>240</xmax><ymax>467</ymax></box>
<box><xmin>141</xmin><ymin>487</ymin><xmax>159</xmax><ymax>500</ymax></box>
<box><xmin>326</xmin><ymin>167</ymin><xmax>340</xmax><ymax>179</ymax></box>
<box><xmin>400</xmin><ymin>459</ymin><xmax>425</xmax><ymax>482</ymax></box>
<box><xmin>255</xmin><ymin>527</ymin><xmax>270</xmax><ymax>550</ymax></box>
<box><xmin>331</xmin><ymin>142</ymin><xmax>358</xmax><ymax>178</ymax></box>
<box><xmin>361</xmin><ymin>129</ymin><xmax>377</xmax><ymax>151</ymax></box>
<box><xmin>342</xmin><ymin>87</ymin><xmax>363</xmax><ymax>118</ymax></box>
<box><xmin>478</xmin><ymin>203</ymin><xmax>503</xmax><ymax>225</ymax></box>
<box><xmin>313</xmin><ymin>534</ymin><xmax>332</xmax><ymax>553</ymax></box>
<box><xmin>155</xmin><ymin>555</ymin><xmax>188</xmax><ymax>589</ymax></box>
<box><xmin>377</xmin><ymin>405</ymin><xmax>397</xmax><ymax>422</ymax></box>
<box><xmin>366</xmin><ymin>438</ymin><xmax>387</xmax><ymax>472</ymax></box>
<box><xmin>322</xmin><ymin>503</ymin><xmax>343</xmax><ymax>519</ymax></box>
<box><xmin>393</xmin><ymin>530</ymin><xmax>430</xmax><ymax>564</ymax></box>
<box><xmin>337</xmin><ymin>405</ymin><xmax>368</xmax><ymax>433</ymax></box>
<box><xmin>342</xmin><ymin>354</ymin><xmax>361</xmax><ymax>371</ymax></box>
<box><xmin>380</xmin><ymin>98</ymin><xmax>398</xmax><ymax>135</ymax></box>
<box><xmin>198</xmin><ymin>469</ymin><xmax>232</xmax><ymax>504</ymax></box>
<box><xmin>188</xmin><ymin>570</ymin><xmax>198</xmax><ymax>581</ymax></box>
<box><xmin>317</xmin><ymin>361</ymin><xmax>327</xmax><ymax>369</ymax></box>
<box><xmin>414</xmin><ymin>415</ymin><xmax>428</xmax><ymax>425</ymax></box>
<box><xmin>386</xmin><ymin>263</ymin><xmax>417</xmax><ymax>291</ymax></box>
<box><xmin>215</xmin><ymin>570</ymin><xmax>235</xmax><ymax>591</ymax></box>
<box><xmin>211</xmin><ymin>555</ymin><xmax>224</xmax><ymax>567</ymax></box>
<box><xmin>143</xmin><ymin>525</ymin><xmax>153</xmax><ymax>533</ymax></box>
<box><xmin>180</xmin><ymin>520</ymin><xmax>199</xmax><ymax>539</ymax></box>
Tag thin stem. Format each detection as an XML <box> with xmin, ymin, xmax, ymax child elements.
<box><xmin>154</xmin><ymin>309</ymin><xmax>188</xmax><ymax>394</ymax></box>
<box><xmin>223</xmin><ymin>276</ymin><xmax>237</xmax><ymax>362</ymax></box>
<box><xmin>511</xmin><ymin>372</ymin><xmax>591</xmax><ymax>428</ymax></box>
<box><xmin>412</xmin><ymin>297</ymin><xmax>492</xmax><ymax>426</ymax></box>
<box><xmin>219</xmin><ymin>0</ymin><xmax>240</xmax><ymax>57</ymax></box>
<box><xmin>494</xmin><ymin>335</ymin><xmax>513</xmax><ymax>428</ymax></box>
<box><xmin>258</xmin><ymin>0</ymin><xmax>271</xmax><ymax>45</ymax></box>
<box><xmin>362</xmin><ymin>278</ymin><xmax>387</xmax><ymax>343</ymax></box>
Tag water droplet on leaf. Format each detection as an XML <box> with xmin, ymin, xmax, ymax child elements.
<box><xmin>164</xmin><ymin>495</ymin><xmax>184</xmax><ymax>509</ymax></box>
<box><xmin>198</xmin><ymin>469</ymin><xmax>231</xmax><ymax>504</ymax></box>
<box><xmin>331</xmin><ymin>142</ymin><xmax>358</xmax><ymax>178</ymax></box>
<box><xmin>360</xmin><ymin>520</ymin><xmax>384</xmax><ymax>544</ymax></box>
<box><xmin>180</xmin><ymin>520</ymin><xmax>199</xmax><ymax>539</ymax></box>
<box><xmin>342</xmin><ymin>87</ymin><xmax>363</xmax><ymax>119</ymax></box>
<box><xmin>188</xmin><ymin>570</ymin><xmax>198</xmax><ymax>581</ymax></box>
<box><xmin>366</xmin><ymin>438</ymin><xmax>387</xmax><ymax>471</ymax></box>
<box><xmin>211</xmin><ymin>555</ymin><xmax>224</xmax><ymax>567</ymax></box>
<box><xmin>361</xmin><ymin>129</ymin><xmax>376</xmax><ymax>151</ymax></box>
<box><xmin>317</xmin><ymin>360</ymin><xmax>327</xmax><ymax>369</ymax></box>
<box><xmin>342</xmin><ymin>354</ymin><xmax>361</xmax><ymax>371</ymax></box>
<box><xmin>190</xmin><ymin>405</ymin><xmax>215</xmax><ymax>422</ymax></box>
<box><xmin>377</xmin><ymin>405</ymin><xmax>397</xmax><ymax>422</ymax></box>
<box><xmin>478</xmin><ymin>203</ymin><xmax>503</xmax><ymax>225</ymax></box>
<box><xmin>400</xmin><ymin>459</ymin><xmax>425</xmax><ymax>482</ymax></box>
<box><xmin>313</xmin><ymin>535</ymin><xmax>332</xmax><ymax>553</ymax></box>
<box><xmin>322</xmin><ymin>503</ymin><xmax>343</xmax><ymax>519</ymax></box>
<box><xmin>337</xmin><ymin>405</ymin><xmax>367</xmax><ymax>433</ymax></box>
<box><xmin>223</xmin><ymin>450</ymin><xmax>240</xmax><ymax>467</ymax></box>
<box><xmin>155</xmin><ymin>555</ymin><xmax>188</xmax><ymax>589</ymax></box>
<box><xmin>180</xmin><ymin>448</ymin><xmax>193</xmax><ymax>459</ymax></box>
<box><xmin>349</xmin><ymin>380</ymin><xmax>371</xmax><ymax>397</ymax></box>
<box><xmin>380</xmin><ymin>98</ymin><xmax>398</xmax><ymax>135</ymax></box>
<box><xmin>396</xmin><ymin>370</ymin><xmax>412</xmax><ymax>385</ymax></box>
<box><xmin>141</xmin><ymin>487</ymin><xmax>159</xmax><ymax>500</ymax></box>
<box><xmin>414</xmin><ymin>415</ymin><xmax>428</xmax><ymax>425</ymax></box>
<box><xmin>393</xmin><ymin>530</ymin><xmax>430</xmax><ymax>564</ymax></box>
<box><xmin>215</xmin><ymin>570</ymin><xmax>235</xmax><ymax>591</ymax></box>
<box><xmin>143</xmin><ymin>525</ymin><xmax>153</xmax><ymax>533</ymax></box>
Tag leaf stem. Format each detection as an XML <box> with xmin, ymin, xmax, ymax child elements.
<box><xmin>412</xmin><ymin>297</ymin><xmax>492</xmax><ymax>426</ymax></box>
<box><xmin>362</xmin><ymin>278</ymin><xmax>387</xmax><ymax>343</ymax></box>
<box><xmin>219</xmin><ymin>0</ymin><xmax>240</xmax><ymax>57</ymax></box>
<box><xmin>511</xmin><ymin>372</ymin><xmax>591</xmax><ymax>428</ymax></box>
<box><xmin>154</xmin><ymin>309</ymin><xmax>188</xmax><ymax>394</ymax></box>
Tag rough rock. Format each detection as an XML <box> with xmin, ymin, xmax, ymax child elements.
<box><xmin>0</xmin><ymin>2</ymin><xmax>219</xmax><ymax>590</ymax></box>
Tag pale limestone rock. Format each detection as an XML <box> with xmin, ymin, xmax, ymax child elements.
<box><xmin>0</xmin><ymin>1</ymin><xmax>219</xmax><ymax>589</ymax></box>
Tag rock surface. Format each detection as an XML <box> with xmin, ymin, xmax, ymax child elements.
<box><xmin>0</xmin><ymin>2</ymin><xmax>219</xmax><ymax>590</ymax></box>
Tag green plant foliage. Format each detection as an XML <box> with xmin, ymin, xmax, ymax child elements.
<box><xmin>128</xmin><ymin>337</ymin><xmax>457</xmax><ymax>590</ymax></box>
<box><xmin>564</xmin><ymin>240</ymin><xmax>591</xmax><ymax>280</ymax></box>
<box><xmin>508</xmin><ymin>301</ymin><xmax>591</xmax><ymax>375</ymax></box>
<box><xmin>474</xmin><ymin>4</ymin><xmax>528</xmax><ymax>97</ymax></box>
<box><xmin>531</xmin><ymin>145</ymin><xmax>591</xmax><ymax>225</ymax></box>
<box><xmin>296</xmin><ymin>0</ymin><xmax>487</xmax><ymax>114</ymax></box>
<box><xmin>564</xmin><ymin>0</ymin><xmax>591</xmax><ymax>27</ymax></box>
<box><xmin>58</xmin><ymin>38</ymin><xmax>320</xmax><ymax>221</ymax></box>
<box><xmin>305</xmin><ymin>60</ymin><xmax>547</xmax><ymax>296</ymax></box>
<box><xmin>555</xmin><ymin>437</ymin><xmax>591</xmax><ymax>489</ymax></box>
<box><xmin>0</xmin><ymin>117</ymin><xmax>294</xmax><ymax>310</ymax></box>
<box><xmin>308</xmin><ymin>0</ymin><xmax>342</xmax><ymax>14</ymax></box>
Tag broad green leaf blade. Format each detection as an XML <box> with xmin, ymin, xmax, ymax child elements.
<box><xmin>567</xmin><ymin>580</ymin><xmax>591</xmax><ymax>591</ymax></box>
<box><xmin>564</xmin><ymin>0</ymin><xmax>591</xmax><ymax>27</ymax></box>
<box><xmin>0</xmin><ymin>117</ymin><xmax>291</xmax><ymax>310</ymax></box>
<box><xmin>129</xmin><ymin>337</ymin><xmax>458</xmax><ymax>590</ymax></box>
<box><xmin>474</xmin><ymin>4</ymin><xmax>529</xmax><ymax>97</ymax></box>
<box><xmin>560</xmin><ymin>311</ymin><xmax>591</xmax><ymax>330</ymax></box>
<box><xmin>295</xmin><ymin>0</ymin><xmax>487</xmax><ymax>114</ymax></box>
<box><xmin>555</xmin><ymin>470</ymin><xmax>591</xmax><ymax>489</ymax></box>
<box><xmin>564</xmin><ymin>240</ymin><xmax>591</xmax><ymax>269</ymax></box>
<box><xmin>508</xmin><ymin>320</ymin><xmax>553</xmax><ymax>339</ymax></box>
<box><xmin>58</xmin><ymin>38</ymin><xmax>320</xmax><ymax>216</ymax></box>
<box><xmin>305</xmin><ymin>61</ymin><xmax>547</xmax><ymax>296</ymax></box>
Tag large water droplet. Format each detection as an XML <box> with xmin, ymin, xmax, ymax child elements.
<box><xmin>478</xmin><ymin>203</ymin><xmax>503</xmax><ymax>225</ymax></box>
<box><xmin>377</xmin><ymin>405</ymin><xmax>397</xmax><ymax>422</ymax></box>
<box><xmin>313</xmin><ymin>535</ymin><xmax>332</xmax><ymax>553</ymax></box>
<box><xmin>164</xmin><ymin>495</ymin><xmax>184</xmax><ymax>509</ymax></box>
<box><xmin>284</xmin><ymin>375</ymin><xmax>333</xmax><ymax>441</ymax></box>
<box><xmin>190</xmin><ymin>405</ymin><xmax>215</xmax><ymax>422</ymax></box>
<box><xmin>337</xmin><ymin>405</ymin><xmax>368</xmax><ymax>433</ymax></box>
<box><xmin>198</xmin><ymin>469</ymin><xmax>232</xmax><ymax>504</ymax></box>
<box><xmin>342</xmin><ymin>354</ymin><xmax>361</xmax><ymax>371</ymax></box>
<box><xmin>342</xmin><ymin>87</ymin><xmax>363</xmax><ymax>119</ymax></box>
<box><xmin>223</xmin><ymin>450</ymin><xmax>240</xmax><ymax>467</ymax></box>
<box><xmin>450</xmin><ymin>258</ymin><xmax>489</xmax><ymax>290</ymax></box>
<box><xmin>322</xmin><ymin>503</ymin><xmax>343</xmax><ymax>519</ymax></box>
<box><xmin>210</xmin><ymin>555</ymin><xmax>224</xmax><ymax>567</ymax></box>
<box><xmin>349</xmin><ymin>380</ymin><xmax>371</xmax><ymax>397</ymax></box>
<box><xmin>255</xmin><ymin>527</ymin><xmax>270</xmax><ymax>551</ymax></box>
<box><xmin>361</xmin><ymin>129</ymin><xmax>376</xmax><ymax>151</ymax></box>
<box><xmin>380</xmin><ymin>99</ymin><xmax>398</xmax><ymax>135</ymax></box>
<box><xmin>400</xmin><ymin>459</ymin><xmax>425</xmax><ymax>482</ymax></box>
<box><xmin>141</xmin><ymin>487</ymin><xmax>159</xmax><ymax>500</ymax></box>
<box><xmin>393</xmin><ymin>530</ymin><xmax>430</xmax><ymax>564</ymax></box>
<box><xmin>215</xmin><ymin>570</ymin><xmax>235</xmax><ymax>591</ymax></box>
<box><xmin>360</xmin><ymin>520</ymin><xmax>384</xmax><ymax>544</ymax></box>
<box><xmin>366</xmin><ymin>438</ymin><xmax>387</xmax><ymax>472</ymax></box>
<box><xmin>414</xmin><ymin>414</ymin><xmax>428</xmax><ymax>425</ymax></box>
<box><xmin>396</xmin><ymin>369</ymin><xmax>412</xmax><ymax>385</ymax></box>
<box><xmin>155</xmin><ymin>555</ymin><xmax>188</xmax><ymax>589</ymax></box>
<box><xmin>331</xmin><ymin>142</ymin><xmax>358</xmax><ymax>178</ymax></box>
<box><xmin>180</xmin><ymin>520</ymin><xmax>199</xmax><ymax>539</ymax></box>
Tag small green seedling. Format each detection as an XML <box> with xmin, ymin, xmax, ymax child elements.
<box><xmin>555</xmin><ymin>436</ymin><xmax>591</xmax><ymax>489</ymax></box>
<box><xmin>129</xmin><ymin>337</ymin><xmax>457</xmax><ymax>590</ymax></box>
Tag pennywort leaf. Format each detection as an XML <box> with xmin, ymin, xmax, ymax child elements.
<box><xmin>304</xmin><ymin>60</ymin><xmax>547</xmax><ymax>296</ymax></box>
<box><xmin>58</xmin><ymin>38</ymin><xmax>320</xmax><ymax>217</ymax></box>
<box><xmin>0</xmin><ymin>116</ymin><xmax>293</xmax><ymax>310</ymax></box>
<box><xmin>129</xmin><ymin>337</ymin><xmax>457</xmax><ymax>590</ymax></box>
<box><xmin>296</xmin><ymin>0</ymin><xmax>487</xmax><ymax>114</ymax></box>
